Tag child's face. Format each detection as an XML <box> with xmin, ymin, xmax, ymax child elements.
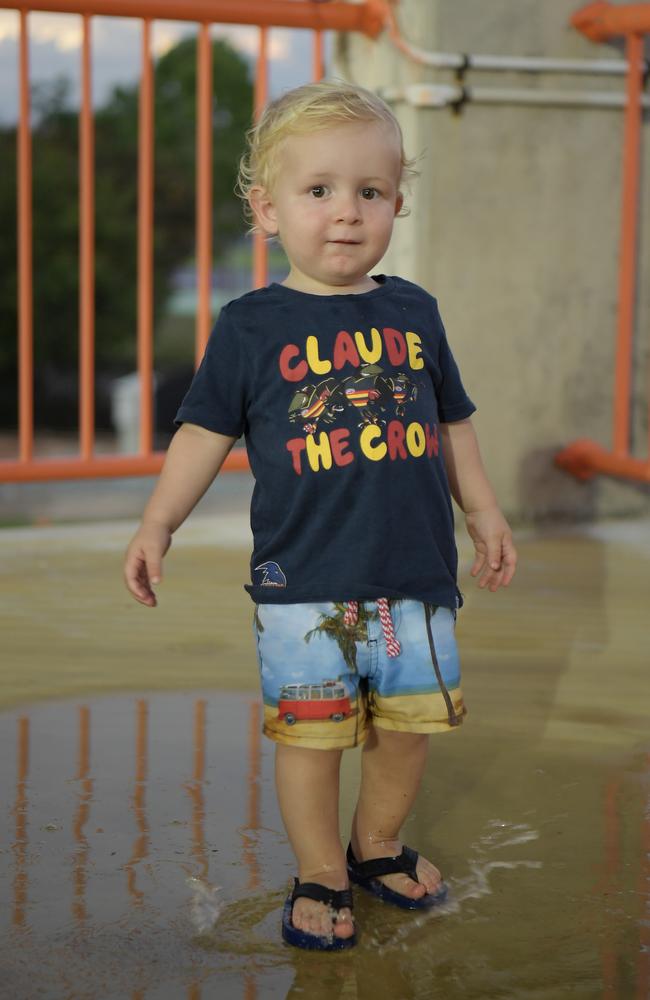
<box><xmin>252</xmin><ymin>120</ymin><xmax>404</xmax><ymax>295</ymax></box>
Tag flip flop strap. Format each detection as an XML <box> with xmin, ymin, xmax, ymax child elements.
<box><xmin>291</xmin><ymin>879</ymin><xmax>353</xmax><ymax>911</ymax></box>
<box><xmin>347</xmin><ymin>844</ymin><xmax>419</xmax><ymax>881</ymax></box>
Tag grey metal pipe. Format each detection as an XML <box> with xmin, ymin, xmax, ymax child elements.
<box><xmin>381</xmin><ymin>82</ymin><xmax>650</xmax><ymax>111</ymax></box>
<box><xmin>388</xmin><ymin>43</ymin><xmax>647</xmax><ymax>78</ymax></box>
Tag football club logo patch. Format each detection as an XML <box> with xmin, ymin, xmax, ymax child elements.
<box><xmin>254</xmin><ymin>561</ymin><xmax>287</xmax><ymax>587</ymax></box>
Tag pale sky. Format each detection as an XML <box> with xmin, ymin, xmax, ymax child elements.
<box><xmin>0</xmin><ymin>11</ymin><xmax>332</xmax><ymax>123</ymax></box>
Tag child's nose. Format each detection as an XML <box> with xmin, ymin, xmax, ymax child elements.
<box><xmin>334</xmin><ymin>195</ymin><xmax>361</xmax><ymax>224</ymax></box>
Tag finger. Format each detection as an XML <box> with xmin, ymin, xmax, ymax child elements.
<box><xmin>486</xmin><ymin>541</ymin><xmax>503</xmax><ymax>573</ymax></box>
<box><xmin>480</xmin><ymin>564</ymin><xmax>505</xmax><ymax>591</ymax></box>
<box><xmin>124</xmin><ymin>555</ymin><xmax>157</xmax><ymax>606</ymax></box>
<box><xmin>145</xmin><ymin>553</ymin><xmax>163</xmax><ymax>586</ymax></box>
<box><xmin>469</xmin><ymin>552</ymin><xmax>485</xmax><ymax>578</ymax></box>
<box><xmin>478</xmin><ymin>566</ymin><xmax>496</xmax><ymax>589</ymax></box>
<box><xmin>475</xmin><ymin>544</ymin><xmax>500</xmax><ymax>587</ymax></box>
<box><xmin>478</xmin><ymin>550</ymin><xmax>505</xmax><ymax>589</ymax></box>
<box><xmin>501</xmin><ymin>545</ymin><xmax>518</xmax><ymax>587</ymax></box>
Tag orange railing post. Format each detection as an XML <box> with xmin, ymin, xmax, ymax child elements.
<box><xmin>252</xmin><ymin>26</ymin><xmax>269</xmax><ymax>291</ymax></box>
<box><xmin>137</xmin><ymin>19</ymin><xmax>155</xmax><ymax>456</ymax></box>
<box><xmin>17</xmin><ymin>10</ymin><xmax>33</xmax><ymax>465</ymax></box>
<box><xmin>313</xmin><ymin>29</ymin><xmax>325</xmax><ymax>82</ymax></box>
<box><xmin>79</xmin><ymin>15</ymin><xmax>96</xmax><ymax>461</ymax></box>
<box><xmin>195</xmin><ymin>23</ymin><xmax>213</xmax><ymax>364</ymax></box>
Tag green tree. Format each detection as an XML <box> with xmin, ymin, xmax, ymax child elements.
<box><xmin>0</xmin><ymin>35</ymin><xmax>252</xmax><ymax>428</ymax></box>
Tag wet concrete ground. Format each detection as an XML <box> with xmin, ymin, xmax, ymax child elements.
<box><xmin>0</xmin><ymin>507</ymin><xmax>649</xmax><ymax>999</ymax></box>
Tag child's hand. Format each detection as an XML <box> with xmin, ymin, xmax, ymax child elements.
<box><xmin>124</xmin><ymin>521</ymin><xmax>172</xmax><ymax>607</ymax></box>
<box><xmin>465</xmin><ymin>506</ymin><xmax>517</xmax><ymax>592</ymax></box>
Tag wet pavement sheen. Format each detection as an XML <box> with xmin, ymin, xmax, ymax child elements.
<box><xmin>0</xmin><ymin>516</ymin><xmax>648</xmax><ymax>999</ymax></box>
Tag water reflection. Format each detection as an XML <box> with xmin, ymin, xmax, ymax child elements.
<box><xmin>636</xmin><ymin>752</ymin><xmax>650</xmax><ymax>1000</ymax></box>
<box><xmin>11</xmin><ymin>716</ymin><xmax>29</xmax><ymax>929</ymax></box>
<box><xmin>185</xmin><ymin>699</ymin><xmax>208</xmax><ymax>880</ymax></box>
<box><xmin>73</xmin><ymin>705</ymin><xmax>92</xmax><ymax>924</ymax></box>
<box><xmin>125</xmin><ymin>699</ymin><xmax>149</xmax><ymax>905</ymax></box>
<box><xmin>1</xmin><ymin>688</ymin><xmax>648</xmax><ymax>999</ymax></box>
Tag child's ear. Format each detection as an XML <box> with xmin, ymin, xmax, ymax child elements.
<box><xmin>394</xmin><ymin>191</ymin><xmax>404</xmax><ymax>216</ymax></box>
<box><xmin>249</xmin><ymin>186</ymin><xmax>278</xmax><ymax>236</ymax></box>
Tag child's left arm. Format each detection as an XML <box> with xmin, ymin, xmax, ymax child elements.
<box><xmin>439</xmin><ymin>418</ymin><xmax>517</xmax><ymax>592</ymax></box>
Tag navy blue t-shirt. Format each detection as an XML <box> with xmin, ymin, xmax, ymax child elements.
<box><xmin>175</xmin><ymin>275</ymin><xmax>475</xmax><ymax>608</ymax></box>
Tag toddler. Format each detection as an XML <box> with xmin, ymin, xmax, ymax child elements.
<box><xmin>124</xmin><ymin>80</ymin><xmax>517</xmax><ymax>951</ymax></box>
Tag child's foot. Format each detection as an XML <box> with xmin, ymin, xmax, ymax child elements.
<box><xmin>291</xmin><ymin>874</ymin><xmax>354</xmax><ymax>940</ymax></box>
<box><xmin>349</xmin><ymin>838</ymin><xmax>442</xmax><ymax>901</ymax></box>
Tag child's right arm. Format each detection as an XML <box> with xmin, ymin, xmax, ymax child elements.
<box><xmin>123</xmin><ymin>422</ymin><xmax>238</xmax><ymax>607</ymax></box>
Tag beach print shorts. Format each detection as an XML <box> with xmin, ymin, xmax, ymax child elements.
<box><xmin>253</xmin><ymin>600</ymin><xmax>466</xmax><ymax>749</ymax></box>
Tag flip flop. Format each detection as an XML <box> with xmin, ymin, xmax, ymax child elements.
<box><xmin>346</xmin><ymin>843</ymin><xmax>448</xmax><ymax>910</ymax></box>
<box><xmin>281</xmin><ymin>878</ymin><xmax>357</xmax><ymax>950</ymax></box>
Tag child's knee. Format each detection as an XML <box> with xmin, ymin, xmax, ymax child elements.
<box><xmin>371</xmin><ymin>727</ymin><xmax>429</xmax><ymax>749</ymax></box>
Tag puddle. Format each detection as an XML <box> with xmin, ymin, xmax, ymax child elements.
<box><xmin>1</xmin><ymin>522</ymin><xmax>649</xmax><ymax>997</ymax></box>
<box><xmin>0</xmin><ymin>689</ymin><xmax>648</xmax><ymax>999</ymax></box>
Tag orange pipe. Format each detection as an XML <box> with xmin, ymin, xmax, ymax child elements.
<box><xmin>195</xmin><ymin>23</ymin><xmax>213</xmax><ymax>366</ymax></box>
<box><xmin>17</xmin><ymin>10</ymin><xmax>33</xmax><ymax>463</ymax></box>
<box><xmin>79</xmin><ymin>14</ymin><xmax>95</xmax><ymax>460</ymax></box>
<box><xmin>252</xmin><ymin>26</ymin><xmax>269</xmax><ymax>290</ymax></box>
<box><xmin>613</xmin><ymin>32</ymin><xmax>643</xmax><ymax>456</ymax></box>
<box><xmin>571</xmin><ymin>1</ymin><xmax>650</xmax><ymax>41</ymax></box>
<box><xmin>558</xmin><ymin>5</ymin><xmax>649</xmax><ymax>483</ymax></box>
<box><xmin>7</xmin><ymin>0</ymin><xmax>385</xmax><ymax>35</ymax></box>
<box><xmin>0</xmin><ymin>447</ymin><xmax>249</xmax><ymax>482</ymax></box>
<box><xmin>137</xmin><ymin>19</ymin><xmax>154</xmax><ymax>455</ymax></box>
<box><xmin>555</xmin><ymin>439</ymin><xmax>650</xmax><ymax>483</ymax></box>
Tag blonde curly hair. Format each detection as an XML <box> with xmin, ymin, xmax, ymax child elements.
<box><xmin>237</xmin><ymin>79</ymin><xmax>418</xmax><ymax>230</ymax></box>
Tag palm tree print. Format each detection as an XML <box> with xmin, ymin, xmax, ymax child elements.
<box><xmin>253</xmin><ymin>605</ymin><xmax>264</xmax><ymax>634</ymax></box>
<box><xmin>304</xmin><ymin>600</ymin><xmax>414</xmax><ymax>672</ymax></box>
<box><xmin>422</xmin><ymin>602</ymin><xmax>459</xmax><ymax>725</ymax></box>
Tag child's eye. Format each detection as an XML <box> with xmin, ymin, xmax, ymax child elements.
<box><xmin>361</xmin><ymin>187</ymin><xmax>379</xmax><ymax>200</ymax></box>
<box><xmin>310</xmin><ymin>185</ymin><xmax>327</xmax><ymax>198</ymax></box>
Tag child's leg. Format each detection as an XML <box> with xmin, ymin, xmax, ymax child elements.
<box><xmin>275</xmin><ymin>744</ymin><xmax>354</xmax><ymax>939</ymax></box>
<box><xmin>350</xmin><ymin>726</ymin><xmax>442</xmax><ymax>900</ymax></box>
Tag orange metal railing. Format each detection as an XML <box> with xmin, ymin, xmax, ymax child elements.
<box><xmin>1</xmin><ymin>1</ymin><xmax>386</xmax><ymax>483</ymax></box>
<box><xmin>556</xmin><ymin>2</ymin><xmax>650</xmax><ymax>484</ymax></box>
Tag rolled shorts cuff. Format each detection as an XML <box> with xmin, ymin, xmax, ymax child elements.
<box><xmin>261</xmin><ymin>715</ymin><xmax>370</xmax><ymax>751</ymax></box>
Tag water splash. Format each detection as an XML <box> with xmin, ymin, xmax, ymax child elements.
<box><xmin>452</xmin><ymin>858</ymin><xmax>543</xmax><ymax>905</ymax></box>
<box><xmin>187</xmin><ymin>877</ymin><xmax>224</xmax><ymax>934</ymax></box>
<box><xmin>473</xmin><ymin>818</ymin><xmax>540</xmax><ymax>850</ymax></box>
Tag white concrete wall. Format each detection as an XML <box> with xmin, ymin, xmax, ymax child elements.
<box><xmin>336</xmin><ymin>0</ymin><xmax>650</xmax><ymax>522</ymax></box>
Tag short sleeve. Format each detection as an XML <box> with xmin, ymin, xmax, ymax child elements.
<box><xmin>432</xmin><ymin>301</ymin><xmax>476</xmax><ymax>423</ymax></box>
<box><xmin>174</xmin><ymin>307</ymin><xmax>248</xmax><ymax>437</ymax></box>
